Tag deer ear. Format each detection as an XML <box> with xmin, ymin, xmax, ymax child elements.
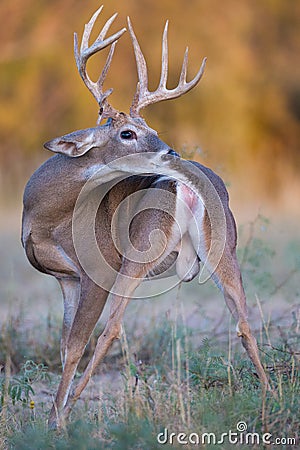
<box><xmin>44</xmin><ymin>127</ymin><xmax>108</xmax><ymax>157</ymax></box>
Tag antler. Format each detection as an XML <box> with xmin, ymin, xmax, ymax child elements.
<box><xmin>74</xmin><ymin>6</ymin><xmax>126</xmax><ymax>123</ymax></box>
<box><xmin>128</xmin><ymin>17</ymin><xmax>207</xmax><ymax>118</ymax></box>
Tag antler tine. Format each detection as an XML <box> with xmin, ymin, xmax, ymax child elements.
<box><xmin>179</xmin><ymin>47</ymin><xmax>189</xmax><ymax>85</ymax></box>
<box><xmin>127</xmin><ymin>17</ymin><xmax>149</xmax><ymax>101</ymax></box>
<box><xmin>129</xmin><ymin>17</ymin><xmax>207</xmax><ymax>117</ymax></box>
<box><xmin>181</xmin><ymin>54</ymin><xmax>207</xmax><ymax>91</ymax></box>
<box><xmin>159</xmin><ymin>21</ymin><xmax>169</xmax><ymax>89</ymax></box>
<box><xmin>74</xmin><ymin>6</ymin><xmax>126</xmax><ymax>122</ymax></box>
<box><xmin>80</xmin><ymin>6</ymin><xmax>104</xmax><ymax>55</ymax></box>
<box><xmin>97</xmin><ymin>42</ymin><xmax>116</xmax><ymax>92</ymax></box>
<box><xmin>97</xmin><ymin>12</ymin><xmax>118</xmax><ymax>42</ymax></box>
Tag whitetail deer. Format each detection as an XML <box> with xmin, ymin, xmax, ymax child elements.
<box><xmin>21</xmin><ymin>6</ymin><xmax>269</xmax><ymax>428</ymax></box>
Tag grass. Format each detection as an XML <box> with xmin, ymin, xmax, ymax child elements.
<box><xmin>0</xmin><ymin>215</ymin><xmax>299</xmax><ymax>449</ymax></box>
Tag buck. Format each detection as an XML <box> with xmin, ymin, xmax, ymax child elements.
<box><xmin>21</xmin><ymin>7</ymin><xmax>269</xmax><ymax>428</ymax></box>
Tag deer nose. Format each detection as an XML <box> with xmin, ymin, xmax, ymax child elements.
<box><xmin>167</xmin><ymin>149</ymin><xmax>180</xmax><ymax>157</ymax></box>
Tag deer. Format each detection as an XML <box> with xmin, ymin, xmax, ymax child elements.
<box><xmin>21</xmin><ymin>6</ymin><xmax>269</xmax><ymax>428</ymax></box>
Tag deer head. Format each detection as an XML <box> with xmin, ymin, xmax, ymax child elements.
<box><xmin>44</xmin><ymin>6</ymin><xmax>206</xmax><ymax>162</ymax></box>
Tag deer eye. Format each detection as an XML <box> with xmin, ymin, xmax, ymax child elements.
<box><xmin>120</xmin><ymin>130</ymin><xmax>137</xmax><ymax>140</ymax></box>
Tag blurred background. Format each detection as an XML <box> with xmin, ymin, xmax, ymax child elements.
<box><xmin>0</xmin><ymin>0</ymin><xmax>299</xmax><ymax>220</ymax></box>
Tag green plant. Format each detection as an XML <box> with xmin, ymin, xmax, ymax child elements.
<box><xmin>0</xmin><ymin>360</ymin><xmax>49</xmax><ymax>409</ymax></box>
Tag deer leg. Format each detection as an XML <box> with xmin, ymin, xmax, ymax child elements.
<box><xmin>48</xmin><ymin>276</ymin><xmax>110</xmax><ymax>428</ymax></box>
<box><xmin>188</xmin><ymin>208</ymin><xmax>269</xmax><ymax>390</ymax></box>
<box><xmin>25</xmin><ymin>238</ymin><xmax>82</xmax><ymax>368</ymax></box>
<box><xmin>211</xmin><ymin>246</ymin><xmax>269</xmax><ymax>390</ymax></box>
<box><xmin>62</xmin><ymin>264</ymin><xmax>148</xmax><ymax>419</ymax></box>
<box><xmin>57</xmin><ymin>278</ymin><xmax>81</xmax><ymax>367</ymax></box>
